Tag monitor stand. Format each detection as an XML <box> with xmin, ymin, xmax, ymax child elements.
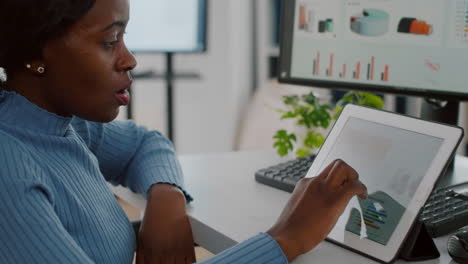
<box><xmin>420</xmin><ymin>99</ymin><xmax>467</xmax><ymax>189</ymax></box>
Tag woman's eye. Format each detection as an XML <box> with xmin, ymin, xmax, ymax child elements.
<box><xmin>103</xmin><ymin>40</ymin><xmax>118</xmax><ymax>48</ymax></box>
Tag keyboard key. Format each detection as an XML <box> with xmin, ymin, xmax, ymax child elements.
<box><xmin>453</xmin><ymin>208</ymin><xmax>468</xmax><ymax>219</ymax></box>
<box><xmin>283</xmin><ymin>177</ymin><xmax>300</xmax><ymax>186</ymax></box>
<box><xmin>432</xmin><ymin>216</ymin><xmax>455</xmax><ymax>227</ymax></box>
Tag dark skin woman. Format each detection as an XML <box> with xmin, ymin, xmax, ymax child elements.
<box><xmin>0</xmin><ymin>0</ymin><xmax>367</xmax><ymax>263</ymax></box>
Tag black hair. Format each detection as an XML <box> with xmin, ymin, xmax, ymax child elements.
<box><xmin>0</xmin><ymin>0</ymin><xmax>96</xmax><ymax>89</ymax></box>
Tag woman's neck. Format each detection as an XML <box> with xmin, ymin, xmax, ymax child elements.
<box><xmin>6</xmin><ymin>74</ymin><xmax>71</xmax><ymax>117</ymax></box>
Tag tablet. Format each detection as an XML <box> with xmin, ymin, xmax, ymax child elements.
<box><xmin>305</xmin><ymin>104</ymin><xmax>464</xmax><ymax>263</ymax></box>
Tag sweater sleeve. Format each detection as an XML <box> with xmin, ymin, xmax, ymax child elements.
<box><xmin>72</xmin><ymin>118</ymin><xmax>192</xmax><ymax>201</ymax></box>
<box><xmin>197</xmin><ymin>233</ymin><xmax>288</xmax><ymax>264</ymax></box>
<box><xmin>0</xmin><ymin>147</ymin><xmax>95</xmax><ymax>263</ymax></box>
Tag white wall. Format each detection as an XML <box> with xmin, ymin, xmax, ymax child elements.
<box><xmin>123</xmin><ymin>0</ymin><xmax>254</xmax><ymax>155</ymax></box>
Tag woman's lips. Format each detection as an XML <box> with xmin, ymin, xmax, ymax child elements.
<box><xmin>115</xmin><ymin>89</ymin><xmax>130</xmax><ymax>106</ymax></box>
<box><xmin>115</xmin><ymin>79</ymin><xmax>132</xmax><ymax>106</ymax></box>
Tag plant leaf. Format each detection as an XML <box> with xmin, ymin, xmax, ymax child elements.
<box><xmin>283</xmin><ymin>95</ymin><xmax>299</xmax><ymax>106</ymax></box>
<box><xmin>303</xmin><ymin>131</ymin><xmax>325</xmax><ymax>149</ymax></box>
<box><xmin>272</xmin><ymin>130</ymin><xmax>297</xmax><ymax>157</ymax></box>
<box><xmin>296</xmin><ymin>148</ymin><xmax>310</xmax><ymax>158</ymax></box>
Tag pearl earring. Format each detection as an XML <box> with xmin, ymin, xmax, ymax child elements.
<box><xmin>26</xmin><ymin>64</ymin><xmax>31</xmax><ymax>69</ymax></box>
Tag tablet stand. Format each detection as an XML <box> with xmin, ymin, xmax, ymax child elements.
<box><xmin>399</xmin><ymin>221</ymin><xmax>440</xmax><ymax>261</ymax></box>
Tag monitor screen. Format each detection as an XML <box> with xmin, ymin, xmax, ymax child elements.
<box><xmin>279</xmin><ymin>0</ymin><xmax>468</xmax><ymax>100</ymax></box>
<box><xmin>125</xmin><ymin>0</ymin><xmax>207</xmax><ymax>53</ymax></box>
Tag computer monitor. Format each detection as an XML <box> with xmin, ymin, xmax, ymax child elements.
<box><xmin>125</xmin><ymin>0</ymin><xmax>207</xmax><ymax>53</ymax></box>
<box><xmin>278</xmin><ymin>0</ymin><xmax>468</xmax><ymax>124</ymax></box>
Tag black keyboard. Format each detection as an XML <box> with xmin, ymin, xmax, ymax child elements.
<box><xmin>255</xmin><ymin>155</ymin><xmax>468</xmax><ymax>237</ymax></box>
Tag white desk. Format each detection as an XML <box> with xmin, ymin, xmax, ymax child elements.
<box><xmin>112</xmin><ymin>150</ymin><xmax>468</xmax><ymax>264</ymax></box>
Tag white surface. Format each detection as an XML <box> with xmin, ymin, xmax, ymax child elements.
<box><xmin>112</xmin><ymin>150</ymin><xmax>467</xmax><ymax>263</ymax></box>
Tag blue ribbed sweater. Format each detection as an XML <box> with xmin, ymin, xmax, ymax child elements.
<box><xmin>0</xmin><ymin>90</ymin><xmax>287</xmax><ymax>264</ymax></box>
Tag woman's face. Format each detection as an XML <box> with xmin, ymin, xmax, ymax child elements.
<box><xmin>40</xmin><ymin>0</ymin><xmax>136</xmax><ymax>122</ymax></box>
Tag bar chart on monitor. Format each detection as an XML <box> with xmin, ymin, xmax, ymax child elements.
<box><xmin>311</xmin><ymin>52</ymin><xmax>390</xmax><ymax>82</ymax></box>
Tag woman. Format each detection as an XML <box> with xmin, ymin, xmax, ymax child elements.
<box><xmin>0</xmin><ymin>0</ymin><xmax>367</xmax><ymax>263</ymax></box>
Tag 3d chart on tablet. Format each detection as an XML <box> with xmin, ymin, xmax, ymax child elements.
<box><xmin>305</xmin><ymin>105</ymin><xmax>463</xmax><ymax>263</ymax></box>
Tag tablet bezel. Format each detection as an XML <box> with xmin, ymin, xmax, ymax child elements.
<box><xmin>305</xmin><ymin>104</ymin><xmax>463</xmax><ymax>263</ymax></box>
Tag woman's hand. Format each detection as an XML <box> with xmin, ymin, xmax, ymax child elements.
<box><xmin>267</xmin><ymin>159</ymin><xmax>368</xmax><ymax>261</ymax></box>
<box><xmin>136</xmin><ymin>184</ymin><xmax>196</xmax><ymax>264</ymax></box>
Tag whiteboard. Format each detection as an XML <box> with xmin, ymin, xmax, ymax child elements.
<box><xmin>125</xmin><ymin>0</ymin><xmax>207</xmax><ymax>52</ymax></box>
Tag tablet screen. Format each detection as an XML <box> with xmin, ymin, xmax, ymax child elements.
<box><xmin>321</xmin><ymin>117</ymin><xmax>443</xmax><ymax>246</ymax></box>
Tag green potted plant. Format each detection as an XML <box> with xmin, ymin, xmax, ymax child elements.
<box><xmin>273</xmin><ymin>91</ymin><xmax>385</xmax><ymax>158</ymax></box>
